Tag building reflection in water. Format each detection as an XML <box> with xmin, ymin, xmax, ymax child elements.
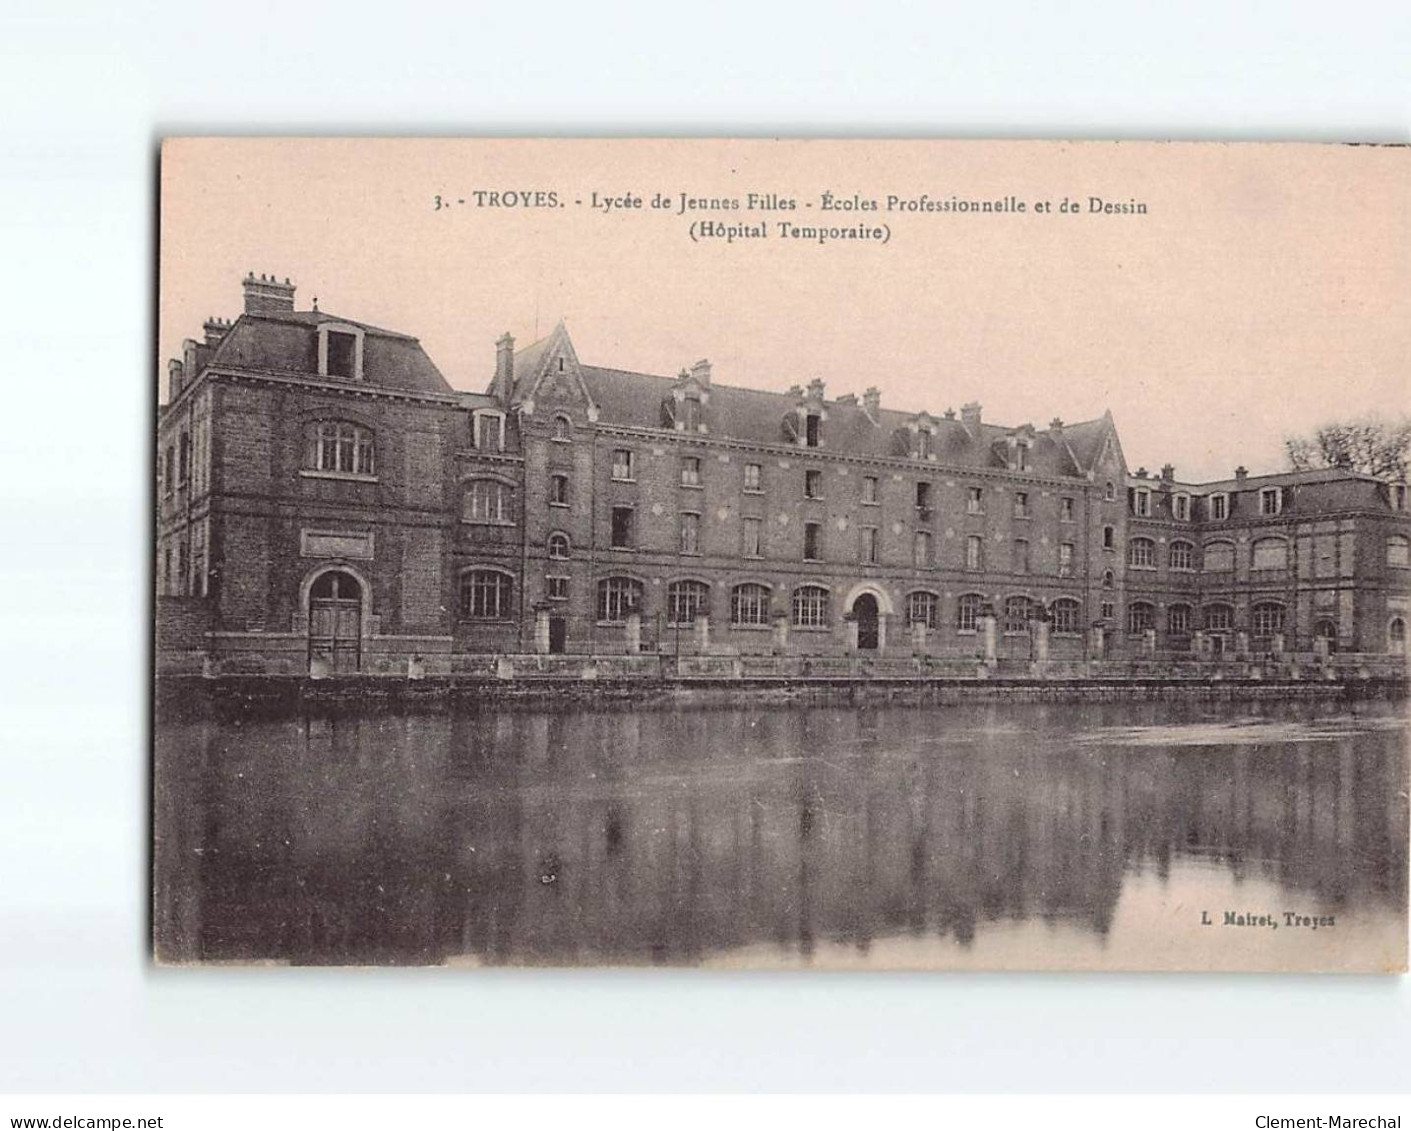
<box><xmin>153</xmin><ymin>700</ymin><xmax>1409</xmax><ymax>966</ymax></box>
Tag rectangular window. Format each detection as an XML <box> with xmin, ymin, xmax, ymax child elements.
<box><xmin>1132</xmin><ymin>488</ymin><xmax>1151</xmax><ymax>517</ymax></box>
<box><xmin>914</xmin><ymin>530</ymin><xmax>932</xmax><ymax>568</ymax></box>
<box><xmin>1013</xmin><ymin>491</ymin><xmax>1029</xmax><ymax>519</ymax></box>
<box><xmin>1060</xmin><ymin>496</ymin><xmax>1075</xmax><ymax>522</ymax></box>
<box><xmin>612</xmin><ymin>449</ymin><xmax>634</xmax><ymax>481</ymax></box>
<box><xmin>326</xmin><ymin>331</ymin><xmax>357</xmax><ymax>378</ymax></box>
<box><xmin>1260</xmin><ymin>487</ymin><xmax>1282</xmax><ymax>516</ymax></box>
<box><xmin>742</xmin><ymin>516</ymin><xmax>762</xmax><ymax>558</ymax></box>
<box><xmin>611</xmin><ymin>506</ymin><xmax>634</xmax><ymax>548</ymax></box>
<box><xmin>1013</xmin><ymin>538</ymin><xmax>1030</xmax><ymax>574</ymax></box>
<box><xmin>965</xmin><ymin>534</ymin><xmax>983</xmax><ymax>571</ymax></box>
<box><xmin>862</xmin><ymin>526</ymin><xmax>879</xmax><ymax>564</ymax></box>
<box><xmin>546</xmin><ymin>576</ymin><xmax>569</xmax><ymax>601</ymax></box>
<box><xmin>178</xmin><ymin>432</ymin><xmax>191</xmax><ymax>485</ymax></box>
<box><xmin>744</xmin><ymin>463</ymin><xmax>762</xmax><ymax>492</ymax></box>
<box><xmin>916</xmin><ymin>481</ymin><xmax>932</xmax><ymax>512</ymax></box>
<box><xmin>163</xmin><ymin>447</ymin><xmax>175</xmax><ymax>497</ymax></box>
<box><xmin>1209</xmin><ymin>493</ymin><xmax>1228</xmax><ymax>521</ymax></box>
<box><xmin>1392</xmin><ymin>484</ymin><xmax>1407</xmax><ymax>511</ymax></box>
<box><xmin>1101</xmin><ymin>601</ymin><xmax>1115</xmax><ymax>621</ymax></box>
<box><xmin>680</xmin><ymin>456</ymin><xmax>702</xmax><ymax>487</ymax></box>
<box><xmin>1173</xmin><ymin>493</ymin><xmax>1190</xmax><ymax>521</ymax></box>
<box><xmin>549</xmin><ymin>473</ymin><xmax>569</xmax><ymax>506</ymax></box>
<box><xmin>861</xmin><ymin>475</ymin><xmax>878</xmax><ymax>505</ymax></box>
<box><xmin>680</xmin><ymin>512</ymin><xmax>700</xmax><ymax>555</ymax></box>
<box><xmin>805</xmin><ymin>414</ymin><xmax>821</xmax><ymax>447</ymax></box>
<box><xmin>804</xmin><ymin>469</ymin><xmax>823</xmax><ymax>499</ymax></box>
<box><xmin>803</xmin><ymin>522</ymin><xmax>822</xmax><ymax>561</ymax></box>
<box><xmin>967</xmin><ymin>486</ymin><xmax>984</xmax><ymax>514</ymax></box>
<box><xmin>475</xmin><ymin>414</ymin><xmax>503</xmax><ymax>451</ymax></box>
<box><xmin>1058</xmin><ymin>542</ymin><xmax>1074</xmax><ymax>577</ymax></box>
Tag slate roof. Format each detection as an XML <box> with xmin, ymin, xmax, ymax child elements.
<box><xmin>203</xmin><ymin>310</ymin><xmax>453</xmax><ymax>396</ymax></box>
<box><xmin>562</xmin><ymin>359</ymin><xmax>1108</xmax><ymax>478</ymax></box>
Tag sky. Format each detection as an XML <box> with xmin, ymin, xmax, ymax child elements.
<box><xmin>160</xmin><ymin>138</ymin><xmax>1410</xmax><ymax>483</ymax></box>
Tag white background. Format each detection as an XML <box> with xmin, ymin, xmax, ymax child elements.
<box><xmin>1</xmin><ymin>0</ymin><xmax>1409</xmax><ymax>1094</ymax></box>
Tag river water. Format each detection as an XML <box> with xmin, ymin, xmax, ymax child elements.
<box><xmin>153</xmin><ymin>698</ymin><xmax>1408</xmax><ymax>971</ymax></box>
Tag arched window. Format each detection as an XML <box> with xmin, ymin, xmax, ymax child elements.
<box><xmin>792</xmin><ymin>585</ymin><xmax>830</xmax><ymax>628</ymax></box>
<box><xmin>459</xmin><ymin>569</ymin><xmax>513</xmax><ymax>620</ymax></box>
<box><xmin>1168</xmin><ymin>540</ymin><xmax>1195</xmax><ymax>571</ymax></box>
<box><xmin>1251</xmin><ymin>537</ymin><xmax>1288</xmax><ymax>571</ymax></box>
<box><xmin>906</xmin><ymin>591</ymin><xmax>938</xmax><ymax>629</ymax></box>
<box><xmin>1051</xmin><ymin>598</ymin><xmax>1081</xmax><ymax>635</ymax></box>
<box><xmin>310</xmin><ymin>569</ymin><xmax>361</xmax><ymax>601</ymax></box>
<box><xmin>1127</xmin><ymin>537</ymin><xmax>1155</xmax><ymax>568</ymax></box>
<box><xmin>667</xmin><ymin>580</ymin><xmax>709</xmax><ymax>626</ymax></box>
<box><xmin>1251</xmin><ymin>602</ymin><xmax>1285</xmax><ymax>636</ymax></box>
<box><xmin>956</xmin><ymin>593</ymin><xmax>984</xmax><ymax>632</ymax></box>
<box><xmin>1003</xmin><ymin>595</ymin><xmax>1032</xmax><ymax>634</ymax></box>
<box><xmin>463</xmin><ymin>479</ymin><xmax>514</xmax><ymax>523</ymax></box>
<box><xmin>1167</xmin><ymin>603</ymin><xmax>1192</xmax><ymax>635</ymax></box>
<box><xmin>1390</xmin><ymin>617</ymin><xmax>1406</xmax><ymax>655</ymax></box>
<box><xmin>597</xmin><ymin>577</ymin><xmax>643</xmax><ymax>624</ymax></box>
<box><xmin>1127</xmin><ymin>601</ymin><xmax>1155</xmax><ymax>634</ymax></box>
<box><xmin>731</xmin><ymin>583</ymin><xmax>771</xmax><ymax>626</ymax></box>
<box><xmin>547</xmin><ymin>532</ymin><xmax>571</xmax><ymax>560</ymax></box>
<box><xmin>553</xmin><ymin>414</ymin><xmax>572</xmax><ymax>441</ymax></box>
<box><xmin>1104</xmin><ymin>481</ymin><xmax>1116</xmax><ymax>502</ymax></box>
<box><xmin>1203</xmin><ymin>541</ymin><xmax>1235</xmax><ymax>572</ymax></box>
<box><xmin>1203</xmin><ymin>604</ymin><xmax>1234</xmax><ymax>632</ymax></box>
<box><xmin>305</xmin><ymin>421</ymin><xmax>375</xmax><ymax>475</ymax></box>
<box><xmin>1387</xmin><ymin>535</ymin><xmax>1410</xmax><ymax>568</ymax></box>
<box><xmin>1102</xmin><ymin>568</ymin><xmax>1115</xmax><ymax>588</ymax></box>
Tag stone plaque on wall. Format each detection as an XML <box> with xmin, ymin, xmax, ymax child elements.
<box><xmin>300</xmin><ymin>528</ymin><xmax>375</xmax><ymax>560</ymax></box>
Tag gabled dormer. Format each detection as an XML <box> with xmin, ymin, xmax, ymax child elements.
<box><xmin>782</xmin><ymin>378</ymin><xmax>828</xmax><ymax>448</ymax></box>
<box><xmin>508</xmin><ymin>320</ymin><xmax>599</xmax><ymax>423</ymax></box>
<box><xmin>909</xmin><ymin>411</ymin><xmax>940</xmax><ymax>461</ymax></box>
<box><xmin>989</xmin><ymin>423</ymin><xmax>1037</xmax><ymax>472</ymax></box>
<box><xmin>662</xmin><ymin>359</ymin><xmax>712</xmax><ymax>434</ymax></box>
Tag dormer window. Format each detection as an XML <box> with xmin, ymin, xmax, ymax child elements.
<box><xmin>1173</xmin><ymin>492</ymin><xmax>1190</xmax><ymax>521</ymax></box>
<box><xmin>1259</xmin><ymin>487</ymin><xmax>1283</xmax><ymax>516</ymax></box>
<box><xmin>472</xmin><ymin>410</ymin><xmax>506</xmax><ymax>452</ymax></box>
<box><xmin>805</xmin><ymin>413</ymin><xmax>821</xmax><ymax>448</ymax></box>
<box><xmin>1209</xmin><ymin>492</ymin><xmax>1229</xmax><ymax>521</ymax></box>
<box><xmin>317</xmin><ymin>324</ymin><xmax>365</xmax><ymax>380</ymax></box>
<box><xmin>1131</xmin><ymin>487</ymin><xmax>1151</xmax><ymax>517</ymax></box>
<box><xmin>680</xmin><ymin>397</ymin><xmax>701</xmax><ymax>431</ymax></box>
<box><xmin>917</xmin><ymin>429</ymin><xmax>932</xmax><ymax>460</ymax></box>
<box><xmin>1391</xmin><ymin>483</ymin><xmax>1407</xmax><ymax>510</ymax></box>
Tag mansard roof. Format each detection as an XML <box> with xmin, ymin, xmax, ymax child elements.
<box><xmin>203</xmin><ymin>309</ymin><xmax>453</xmax><ymax>395</ymax></box>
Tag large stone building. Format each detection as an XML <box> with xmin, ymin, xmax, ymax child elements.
<box><xmin>156</xmin><ymin>274</ymin><xmax>1410</xmax><ymax>675</ymax></box>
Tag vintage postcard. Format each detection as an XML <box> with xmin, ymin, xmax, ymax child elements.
<box><xmin>153</xmin><ymin>138</ymin><xmax>1409</xmax><ymax>970</ymax></box>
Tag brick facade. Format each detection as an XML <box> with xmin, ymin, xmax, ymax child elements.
<box><xmin>157</xmin><ymin>275</ymin><xmax>1411</xmax><ymax>674</ymax></box>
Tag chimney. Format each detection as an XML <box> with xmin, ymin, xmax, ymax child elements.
<box><xmin>242</xmin><ymin>272</ymin><xmax>296</xmax><ymax>314</ymax></box>
<box><xmin>1135</xmin><ymin>467</ymin><xmax>1148</xmax><ymax>479</ymax></box>
<box><xmin>786</xmin><ymin>384</ymin><xmax>803</xmax><ymax>399</ymax></box>
<box><xmin>493</xmin><ymin>332</ymin><xmax>515</xmax><ymax>403</ymax></box>
<box><xmin>961</xmin><ymin>401</ymin><xmax>982</xmax><ymax>430</ymax></box>
<box><xmin>944</xmin><ymin>407</ymin><xmax>956</xmax><ymax>420</ymax></box>
<box><xmin>1234</xmin><ymin>465</ymin><xmax>1248</xmax><ymax>483</ymax></box>
<box><xmin>835</xmin><ymin>393</ymin><xmax>858</xmax><ymax>407</ymax></box>
<box><xmin>807</xmin><ymin>377</ymin><xmax>826</xmax><ymax>401</ymax></box>
<box><xmin>863</xmin><ymin>386</ymin><xmax>880</xmax><ymax>417</ymax></box>
<box><xmin>203</xmin><ymin>316</ymin><xmax>229</xmax><ymax>347</ymax></box>
<box><xmin>1161</xmin><ymin>463</ymin><xmax>1175</xmax><ymax>482</ymax></box>
<box><xmin>167</xmin><ymin>358</ymin><xmax>185</xmax><ymax>400</ymax></box>
<box><xmin>690</xmin><ymin>358</ymin><xmax>711</xmax><ymax>387</ymax></box>
<box><xmin>1049</xmin><ymin>417</ymin><xmax>1064</xmax><ymax>436</ymax></box>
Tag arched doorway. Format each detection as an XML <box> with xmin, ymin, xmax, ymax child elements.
<box><xmin>854</xmin><ymin>592</ymin><xmax>880</xmax><ymax>650</ymax></box>
<box><xmin>309</xmin><ymin>569</ymin><xmax>363</xmax><ymax>673</ymax></box>
<box><xmin>1313</xmin><ymin>619</ymin><xmax>1338</xmax><ymax>653</ymax></box>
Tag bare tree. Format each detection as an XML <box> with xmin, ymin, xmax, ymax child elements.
<box><xmin>1284</xmin><ymin>415</ymin><xmax>1411</xmax><ymax>479</ymax></box>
